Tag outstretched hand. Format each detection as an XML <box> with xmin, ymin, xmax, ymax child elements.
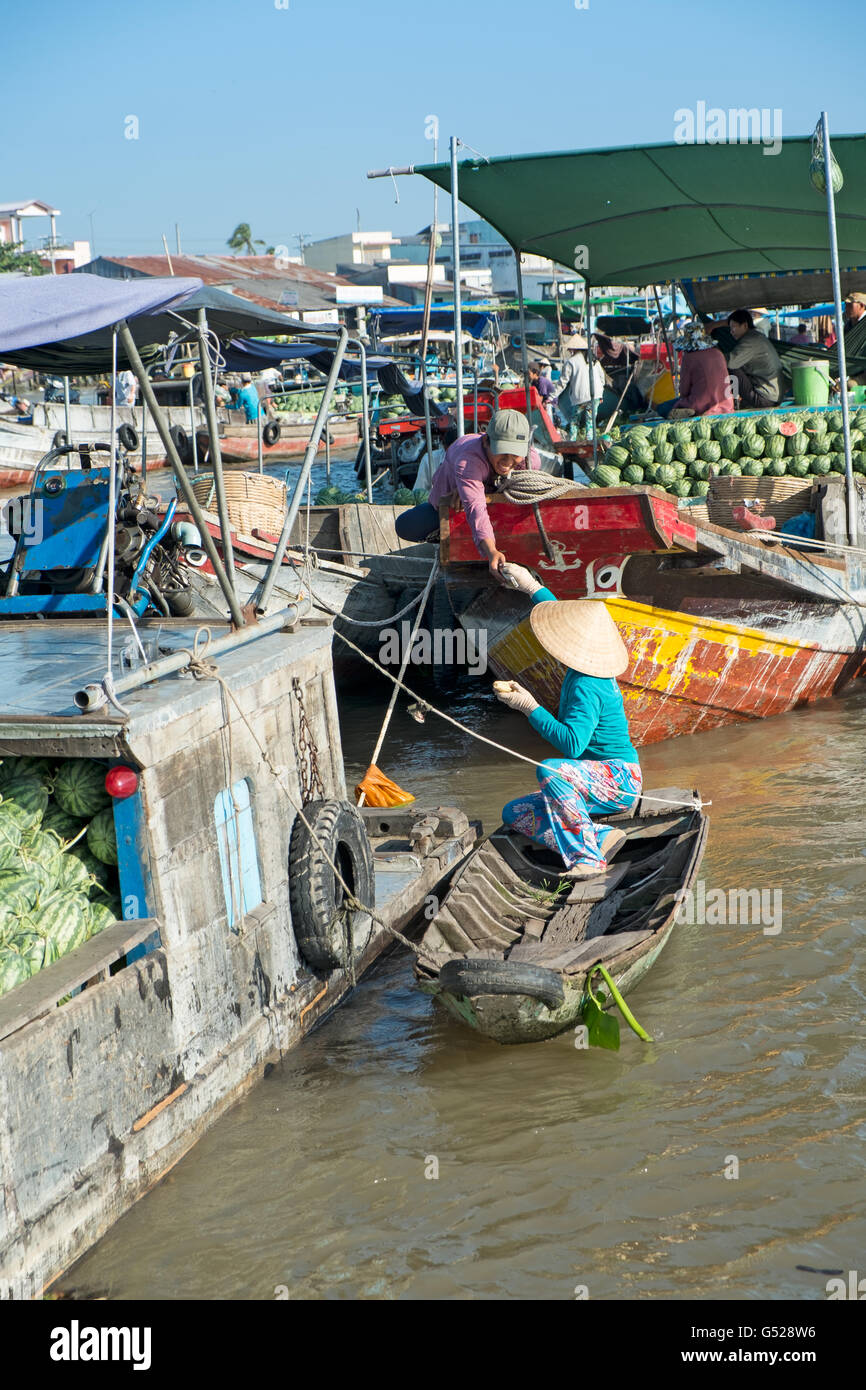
<box><xmin>500</xmin><ymin>562</ymin><xmax>543</xmax><ymax>596</ymax></box>
<box><xmin>493</xmin><ymin>680</ymin><xmax>539</xmax><ymax>716</ymax></box>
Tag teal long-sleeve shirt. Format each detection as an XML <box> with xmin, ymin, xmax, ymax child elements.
<box><xmin>527</xmin><ymin>586</ymin><xmax>639</xmax><ymax>764</ymax></box>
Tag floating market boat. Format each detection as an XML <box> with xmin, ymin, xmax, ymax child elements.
<box><xmin>414</xmin><ymin>787</ymin><xmax>708</xmax><ymax>1045</ymax></box>
<box><xmin>0</xmin><ymin>274</ymin><xmax>477</xmax><ymax>1297</ymax></box>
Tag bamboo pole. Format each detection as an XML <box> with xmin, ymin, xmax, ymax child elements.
<box><xmin>195</xmin><ymin>307</ymin><xmax>237</xmax><ymax>590</ymax></box>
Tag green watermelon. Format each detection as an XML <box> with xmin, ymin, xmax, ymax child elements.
<box><xmin>622</xmin><ymin>464</ymin><xmax>645</xmax><ymax>484</ymax></box>
<box><xmin>787</xmin><ymin>457</ymin><xmax>810</xmax><ymax>478</ymax></box>
<box><xmin>737</xmin><ymin>417</ymin><xmax>758</xmax><ymax>436</ymax></box>
<box><xmin>10</xmin><ymin>926</ymin><xmax>56</xmax><ymax>974</ymax></box>
<box><xmin>53</xmin><ymin>760</ymin><xmax>110</xmax><ymax>819</ymax></box>
<box><xmin>811</xmin><ymin>455</ymin><xmax>832</xmax><ymax>475</ymax></box>
<box><xmin>20</xmin><ymin>827</ymin><xmax>63</xmax><ymax>868</ymax></box>
<box><xmin>725</xmin><ymin>437</ymin><xmax>743</xmax><ymax>462</ymax></box>
<box><xmin>604</xmin><ymin>444</ymin><xmax>629</xmax><ymax>469</ymax></box>
<box><xmin>766</xmin><ymin>435</ymin><xmax>787</xmax><ymax>460</ymax></box>
<box><xmin>642</xmin><ymin>461</ymin><xmax>661</xmax><ymax>483</ymax></box>
<box><xmin>741</xmin><ymin>459</ymin><xmax>765</xmax><ymax>477</ymax></box>
<box><xmin>649</xmin><ymin>423</ymin><xmax>670</xmax><ymax>447</ymax></box>
<box><xmin>0</xmin><ymin>946</ymin><xmax>32</xmax><ymax>996</ymax></box>
<box><xmin>656</xmin><ymin>463</ymin><xmax>677</xmax><ymax>487</ymax></box>
<box><xmin>591</xmin><ymin>464</ymin><xmax>621</xmax><ymax>488</ymax></box>
<box><xmin>654</xmin><ymin>442</ymin><xmax>675</xmax><ymax>465</ymax></box>
<box><xmin>691</xmin><ymin>418</ymin><xmax>712</xmax><ymax>442</ymax></box>
<box><xmin>53</xmin><ymin>851</ymin><xmax>92</xmax><ymax>895</ymax></box>
<box><xmin>0</xmin><ymin>775</ymin><xmax>48</xmax><ymax>831</ymax></box>
<box><xmin>711</xmin><ymin>416</ymin><xmax>738</xmax><ymax>441</ymax></box>
<box><xmin>0</xmin><ymin>809</ymin><xmax>23</xmax><ymax>871</ymax></box>
<box><xmin>826</xmin><ymin>410</ymin><xmax>843</xmax><ymax>432</ymax></box>
<box><xmin>828</xmin><ymin>453</ymin><xmax>847</xmax><ymax>473</ymax></box>
<box><xmin>720</xmin><ymin>461</ymin><xmax>743</xmax><ymax>476</ymax></box>
<box><xmin>806</xmin><ymin>412</ymin><xmax>828</xmax><ymax>433</ymax></box>
<box><xmin>672</xmin><ymin>479</ymin><xmax>693</xmax><ymax>497</ymax></box>
<box><xmin>40</xmin><ymin>891</ymin><xmax>89</xmax><ymax>959</ymax></box>
<box><xmin>632</xmin><ymin>444</ymin><xmax>655</xmax><ymax>467</ymax></box>
<box><xmin>855</xmin><ymin>409</ymin><xmax>866</xmax><ymax>431</ymax></box>
<box><xmin>672</xmin><ymin>460</ymin><xmax>688</xmax><ymax>479</ymax></box>
<box><xmin>87</xmin><ymin>902</ymin><xmax>116</xmax><ymax>940</ymax></box>
<box><xmin>786</xmin><ymin>433</ymin><xmax>809</xmax><ymax>457</ymax></box>
<box><xmin>742</xmin><ymin>434</ymin><xmax>766</xmax><ymax>458</ymax></box>
<box><xmin>698</xmin><ymin>440</ymin><xmax>722</xmax><ymax>463</ymax></box>
<box><xmin>0</xmin><ymin>756</ymin><xmax>54</xmax><ymax>789</ymax></box>
<box><xmin>756</xmin><ymin>414</ymin><xmax>780</xmax><ymax>437</ymax></box>
<box><xmin>87</xmin><ymin>808</ymin><xmax>118</xmax><ymax>866</ymax></box>
<box><xmin>764</xmin><ymin>457</ymin><xmax>788</xmax><ymax>477</ymax></box>
<box><xmin>689</xmin><ymin>459</ymin><xmax>711</xmax><ymax>481</ymax></box>
<box><xmin>826</xmin><ymin>432</ymin><xmax>844</xmax><ymax>453</ymax></box>
<box><xmin>674</xmin><ymin>441</ymin><xmax>698</xmax><ymax>464</ymax></box>
<box><xmin>808</xmin><ymin>432</ymin><xmax>829</xmax><ymax>455</ymax></box>
<box><xmin>848</xmin><ymin>429</ymin><xmax>864</xmax><ymax>450</ymax></box>
<box><xmin>852</xmin><ymin>452</ymin><xmax>866</xmax><ymax>475</ymax></box>
<box><xmin>692</xmin><ymin>479</ymin><xmax>711</xmax><ymax>496</ymax></box>
<box><xmin>670</xmin><ymin>421</ymin><xmax>693</xmax><ymax>446</ymax></box>
<box><xmin>626</xmin><ymin>425</ymin><xmax>652</xmax><ymax>440</ymax></box>
<box><xmin>0</xmin><ymin>866</ymin><xmax>50</xmax><ymax>912</ymax></box>
<box><xmin>42</xmin><ymin>803</ymin><xmax>86</xmax><ymax>843</ymax></box>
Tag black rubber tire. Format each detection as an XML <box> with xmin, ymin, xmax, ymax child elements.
<box><xmin>117</xmin><ymin>423</ymin><xmax>139</xmax><ymax>452</ymax></box>
<box><xmin>52</xmin><ymin>430</ymin><xmax>68</xmax><ymax>449</ymax></box>
<box><xmin>262</xmin><ymin>420</ymin><xmax>281</xmax><ymax>447</ymax></box>
<box><xmin>439</xmin><ymin>957</ymin><xmax>565</xmax><ymax>1011</ymax></box>
<box><xmin>169</xmin><ymin>424</ymin><xmax>192</xmax><ymax>463</ymax></box>
<box><xmin>289</xmin><ymin>799</ymin><xmax>375</xmax><ymax>972</ymax></box>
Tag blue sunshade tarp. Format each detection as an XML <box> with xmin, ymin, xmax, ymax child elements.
<box><xmin>369</xmin><ymin>306</ymin><xmax>496</xmax><ymax>338</ymax></box>
<box><xmin>0</xmin><ymin>274</ymin><xmax>202</xmax><ymax>353</ymax></box>
<box><xmin>221</xmin><ymin>336</ymin><xmax>392</xmax><ymax>379</ymax></box>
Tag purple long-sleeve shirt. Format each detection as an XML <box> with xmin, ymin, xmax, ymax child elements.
<box><xmin>428</xmin><ymin>433</ymin><xmax>541</xmax><ymax>550</ymax></box>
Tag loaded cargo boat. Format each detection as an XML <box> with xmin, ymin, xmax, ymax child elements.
<box><xmin>0</xmin><ymin>275</ymin><xmax>478</xmax><ymax>1297</ymax></box>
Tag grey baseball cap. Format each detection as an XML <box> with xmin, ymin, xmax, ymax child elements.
<box><xmin>486</xmin><ymin>408</ymin><xmax>530</xmax><ymax>458</ymax></box>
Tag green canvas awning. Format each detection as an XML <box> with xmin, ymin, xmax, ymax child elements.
<box><xmin>415</xmin><ymin>135</ymin><xmax>866</xmax><ymax>288</ymax></box>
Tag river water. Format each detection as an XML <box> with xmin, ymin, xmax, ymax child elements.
<box><xmin>57</xmin><ymin>668</ymin><xmax>866</xmax><ymax>1301</ymax></box>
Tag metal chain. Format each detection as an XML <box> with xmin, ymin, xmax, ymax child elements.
<box><xmin>291</xmin><ymin>676</ymin><xmax>325</xmax><ymax>805</ymax></box>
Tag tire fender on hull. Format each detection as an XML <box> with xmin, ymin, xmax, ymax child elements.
<box><xmin>438</xmin><ymin>957</ymin><xmax>565</xmax><ymax>1011</ymax></box>
<box><xmin>289</xmin><ymin>799</ymin><xmax>375</xmax><ymax>971</ymax></box>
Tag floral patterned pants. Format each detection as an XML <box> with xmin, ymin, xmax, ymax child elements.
<box><xmin>502</xmin><ymin>757</ymin><xmax>642</xmax><ymax>869</ymax></box>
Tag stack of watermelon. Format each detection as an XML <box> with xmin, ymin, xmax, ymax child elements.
<box><xmin>0</xmin><ymin>757</ymin><xmax>123</xmax><ymax>999</ymax></box>
<box><xmin>589</xmin><ymin>407</ymin><xmax>866</xmax><ymax>498</ymax></box>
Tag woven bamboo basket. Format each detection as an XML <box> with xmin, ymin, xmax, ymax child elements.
<box><xmin>706</xmin><ymin>475</ymin><xmax>816</xmax><ymax>528</ymax></box>
<box><xmin>191</xmin><ymin>471</ymin><xmax>287</xmax><ymax>537</ymax></box>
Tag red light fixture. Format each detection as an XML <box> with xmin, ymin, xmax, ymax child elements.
<box><xmin>105</xmin><ymin>765</ymin><xmax>139</xmax><ymax>800</ymax></box>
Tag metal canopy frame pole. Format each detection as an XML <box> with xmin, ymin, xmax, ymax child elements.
<box><xmin>821</xmin><ymin>110</ymin><xmax>858</xmax><ymax>545</ymax></box>
<box><xmin>419</xmin><ymin>141</ymin><xmax>439</xmax><ymax>475</ymax></box>
<box><xmin>584</xmin><ymin>279</ymin><xmax>598</xmax><ymax>467</ymax></box>
<box><xmin>255</xmin><ymin>326</ymin><xmax>349</xmax><ymax>614</ymax></box>
<box><xmin>117</xmin><ymin>321</ymin><xmax>247</xmax><ymax>628</ymax></box>
<box><xmin>188</xmin><ymin>377</ymin><xmax>198</xmax><ymax>471</ymax></box>
<box><xmin>63</xmin><ymin>375</ymin><xmax>71</xmax><ymax>444</ymax></box>
<box><xmin>515</xmin><ymin>248</ymin><xmax>532</xmax><ymax>416</ymax></box>
<box><xmin>140</xmin><ymin>396</ymin><xmax>148</xmax><ymax>489</ymax></box>
<box><xmin>450</xmin><ymin>136</ymin><xmax>464</xmax><ymax>430</ymax></box>
<box><xmin>351</xmin><ymin>335</ymin><xmax>373</xmax><ymax>502</ymax></box>
<box><xmin>195</xmin><ymin>307</ymin><xmax>237</xmax><ymax>590</ymax></box>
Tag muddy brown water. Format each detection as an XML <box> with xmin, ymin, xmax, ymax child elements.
<box><xmin>55</xmin><ymin>666</ymin><xmax>866</xmax><ymax>1301</ymax></box>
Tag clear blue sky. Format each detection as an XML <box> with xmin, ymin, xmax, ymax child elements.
<box><xmin>7</xmin><ymin>0</ymin><xmax>864</xmax><ymax>259</ymax></box>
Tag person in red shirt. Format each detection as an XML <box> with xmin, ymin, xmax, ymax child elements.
<box><xmin>655</xmin><ymin>320</ymin><xmax>734</xmax><ymax>417</ymax></box>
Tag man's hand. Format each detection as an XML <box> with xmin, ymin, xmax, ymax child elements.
<box><xmin>493</xmin><ymin>680</ymin><xmax>539</xmax><ymax>716</ymax></box>
<box><xmin>479</xmin><ymin>538</ymin><xmax>507</xmax><ymax>576</ymax></box>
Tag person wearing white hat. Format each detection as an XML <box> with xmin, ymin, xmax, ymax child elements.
<box><xmin>492</xmin><ymin>563</ymin><xmax>641</xmax><ymax>879</ymax></box>
<box><xmin>554</xmin><ymin>334</ymin><xmax>606</xmax><ymax>437</ymax></box>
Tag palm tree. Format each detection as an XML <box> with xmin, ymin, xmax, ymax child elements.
<box><xmin>227</xmin><ymin>223</ymin><xmax>265</xmax><ymax>256</ymax></box>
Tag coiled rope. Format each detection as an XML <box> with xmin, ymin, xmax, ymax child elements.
<box><xmin>496</xmin><ymin>472</ymin><xmax>586</xmax><ymax>504</ymax></box>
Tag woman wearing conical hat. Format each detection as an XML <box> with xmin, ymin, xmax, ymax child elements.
<box><xmin>493</xmin><ymin>564</ymin><xmax>641</xmax><ymax>879</ymax></box>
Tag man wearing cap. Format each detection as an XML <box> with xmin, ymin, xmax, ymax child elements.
<box><xmin>235</xmin><ymin>373</ymin><xmax>264</xmax><ymax>423</ymax></box>
<box><xmin>393</xmin><ymin>409</ymin><xmax>541</xmax><ymax>575</ymax></box>
<box><xmin>844</xmin><ymin>293</ymin><xmax>866</xmax><ymax>386</ymax></box>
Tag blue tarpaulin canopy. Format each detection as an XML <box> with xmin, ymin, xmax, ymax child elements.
<box><xmin>368</xmin><ymin>305</ymin><xmax>497</xmax><ymax>339</ymax></box>
<box><xmin>220</xmin><ymin>336</ymin><xmax>392</xmax><ymax>380</ymax></box>
<box><xmin>0</xmin><ymin>274</ymin><xmax>202</xmax><ymax>354</ymax></box>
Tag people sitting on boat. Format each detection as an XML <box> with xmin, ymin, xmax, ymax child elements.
<box><xmin>723</xmin><ymin>310</ymin><xmax>783</xmax><ymax>407</ymax></box>
<box><xmin>235</xmin><ymin>373</ymin><xmax>264</xmax><ymax>422</ymax></box>
<box><xmin>844</xmin><ymin>292</ymin><xmax>866</xmax><ymax>386</ymax></box>
<box><xmin>593</xmin><ymin>334</ymin><xmax>644</xmax><ymax>425</ymax></box>
<box><xmin>655</xmin><ymin>320</ymin><xmax>733</xmax><ymax>418</ymax></box>
<box><xmin>493</xmin><ymin>563</ymin><xmax>641</xmax><ymax>880</ymax></box>
<box><xmin>528</xmin><ymin>360</ymin><xmax>557</xmax><ymax>409</ymax></box>
<box><xmin>393</xmin><ymin>408</ymin><xmax>541</xmax><ymax>575</ymax></box>
<box><xmin>553</xmin><ymin>334</ymin><xmax>606</xmax><ymax>435</ymax></box>
<box><xmin>790</xmin><ymin>323</ymin><xmax>813</xmax><ymax>346</ymax></box>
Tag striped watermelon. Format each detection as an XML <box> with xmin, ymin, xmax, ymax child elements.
<box><xmin>765</xmin><ymin>457</ymin><xmax>788</xmax><ymax>477</ymax></box>
<box><xmin>0</xmin><ymin>867</ymin><xmax>48</xmax><ymax>913</ymax></box>
<box><xmin>0</xmin><ymin>775</ymin><xmax>48</xmax><ymax>831</ymax></box>
<box><xmin>622</xmin><ymin>463</ymin><xmax>645</xmax><ymax>484</ymax></box>
<box><xmin>20</xmin><ymin>827</ymin><xmax>63</xmax><ymax>868</ymax></box>
<box><xmin>672</xmin><ymin>460</ymin><xmax>688</xmax><ymax>479</ymax></box>
<box><xmin>689</xmin><ymin>459</ymin><xmax>711</xmax><ymax>481</ymax></box>
<box><xmin>40</xmin><ymin>891</ymin><xmax>89</xmax><ymax>959</ymax></box>
<box><xmin>670</xmin><ymin>422</ymin><xmax>693</xmax><ymax>446</ymax></box>
<box><xmin>87</xmin><ymin>808</ymin><xmax>118</xmax><ymax>866</ymax></box>
<box><xmin>766</xmin><ymin>436</ymin><xmax>787</xmax><ymax>460</ymax></box>
<box><xmin>10</xmin><ymin>926</ymin><xmax>57</xmax><ymax>974</ymax></box>
<box><xmin>741</xmin><ymin>459</ymin><xmax>765</xmax><ymax>477</ymax></box>
<box><xmin>711</xmin><ymin>416</ymin><xmax>738</xmax><ymax>441</ymax></box>
<box><xmin>787</xmin><ymin>457</ymin><xmax>810</xmax><ymax>478</ymax></box>
<box><xmin>642</xmin><ymin>461</ymin><xmax>661</xmax><ymax>483</ymax></box>
<box><xmin>826</xmin><ymin>410</ymin><xmax>843</xmax><ymax>432</ymax></box>
<box><xmin>0</xmin><ymin>947</ymin><xmax>33</xmax><ymax>996</ymax></box>
<box><xmin>649</xmin><ymin>423</ymin><xmax>670</xmax><ymax>447</ymax></box>
<box><xmin>756</xmin><ymin>414</ymin><xmax>780</xmax><ymax>436</ymax></box>
<box><xmin>0</xmin><ymin>808</ymin><xmax>23</xmax><ymax>871</ymax></box>
<box><xmin>698</xmin><ymin>440</ymin><xmax>721</xmax><ymax>463</ymax></box>
<box><xmin>675</xmin><ymin>441</ymin><xmax>697</xmax><ymax>464</ymax></box>
<box><xmin>853</xmin><ymin>452</ymin><xmax>866</xmax><ymax>475</ymax></box>
<box><xmin>691</xmin><ymin>418</ymin><xmax>712</xmax><ymax>442</ymax></box>
<box><xmin>53</xmin><ymin>760</ymin><xmax>110</xmax><ymax>819</ymax></box>
<box><xmin>692</xmin><ymin>479</ymin><xmax>711</xmax><ymax>496</ymax></box>
<box><xmin>53</xmin><ymin>852</ymin><xmax>92</xmax><ymax>895</ymax></box>
<box><xmin>811</xmin><ymin>455</ymin><xmax>831</xmax><ymax>475</ymax></box>
<box><xmin>720</xmin><ymin>461</ymin><xmax>743</xmax><ymax>476</ymax></box>
<box><xmin>604</xmin><ymin>445</ymin><xmax>629</xmax><ymax>469</ymax></box>
<box><xmin>87</xmin><ymin>902</ymin><xmax>116</xmax><ymax>940</ymax></box>
<box><xmin>786</xmin><ymin>433</ymin><xmax>809</xmax><ymax>457</ymax></box>
<box><xmin>829</xmin><ymin>453</ymin><xmax>847</xmax><ymax>473</ymax></box>
<box><xmin>0</xmin><ymin>756</ymin><xmax>54</xmax><ymax>790</ymax></box>
<box><xmin>656</xmin><ymin>463</ymin><xmax>677</xmax><ymax>487</ymax></box>
<box><xmin>654</xmin><ymin>442</ymin><xmax>675</xmax><ymax>464</ymax></box>
<box><xmin>807</xmin><ymin>412</ymin><xmax>828</xmax><ymax>433</ymax></box>
<box><xmin>724</xmin><ymin>437</ymin><xmax>743</xmax><ymax>462</ymax></box>
<box><xmin>591</xmin><ymin>464</ymin><xmax>622</xmax><ymax>487</ymax></box>
<box><xmin>42</xmin><ymin>803</ymin><xmax>86</xmax><ymax>841</ymax></box>
<box><xmin>742</xmin><ymin>434</ymin><xmax>766</xmax><ymax>458</ymax></box>
<box><xmin>808</xmin><ymin>432</ymin><xmax>829</xmax><ymax>455</ymax></box>
<box><xmin>672</xmin><ymin>479</ymin><xmax>693</xmax><ymax>497</ymax></box>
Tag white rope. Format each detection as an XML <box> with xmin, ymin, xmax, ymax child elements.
<box><xmin>330</xmin><ymin>624</ymin><xmax>708</xmax><ymax>810</ymax></box>
<box><xmin>310</xmin><ymin>573</ymin><xmax>433</xmax><ymax>627</ymax></box>
<box><xmin>496</xmin><ymin>471</ymin><xmax>585</xmax><ymax>504</ymax></box>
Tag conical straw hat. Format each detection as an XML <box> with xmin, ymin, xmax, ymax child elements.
<box><xmin>529</xmin><ymin>599</ymin><xmax>629</xmax><ymax>678</ymax></box>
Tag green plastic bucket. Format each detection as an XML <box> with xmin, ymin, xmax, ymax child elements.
<box><xmin>791</xmin><ymin>359</ymin><xmax>830</xmax><ymax>407</ymax></box>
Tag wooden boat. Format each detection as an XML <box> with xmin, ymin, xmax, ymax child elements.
<box><xmin>414</xmin><ymin>788</ymin><xmax>708</xmax><ymax>1044</ymax></box>
<box><xmin>442</xmin><ymin>477</ymin><xmax>866</xmax><ymax>746</ymax></box>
